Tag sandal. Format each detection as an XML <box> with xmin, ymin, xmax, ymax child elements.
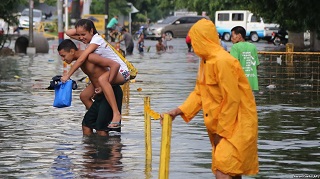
<box><xmin>108</xmin><ymin>122</ymin><xmax>123</xmax><ymax>129</ymax></box>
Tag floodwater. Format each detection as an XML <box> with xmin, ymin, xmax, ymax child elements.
<box><xmin>0</xmin><ymin>38</ymin><xmax>319</xmax><ymax>179</ymax></box>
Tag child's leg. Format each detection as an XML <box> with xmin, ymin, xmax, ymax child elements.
<box><xmin>98</xmin><ymin>71</ymin><xmax>126</xmax><ymax>128</ymax></box>
<box><xmin>80</xmin><ymin>83</ymin><xmax>95</xmax><ymax>110</ymax></box>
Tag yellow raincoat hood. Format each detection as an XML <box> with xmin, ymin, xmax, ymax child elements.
<box><xmin>179</xmin><ymin>19</ymin><xmax>259</xmax><ymax>176</ymax></box>
<box><xmin>189</xmin><ymin>19</ymin><xmax>220</xmax><ymax>59</ymax></box>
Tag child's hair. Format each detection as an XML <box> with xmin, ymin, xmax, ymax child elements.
<box><xmin>75</xmin><ymin>19</ymin><xmax>98</xmax><ymax>34</ymax></box>
<box><xmin>57</xmin><ymin>39</ymin><xmax>78</xmax><ymax>52</ymax></box>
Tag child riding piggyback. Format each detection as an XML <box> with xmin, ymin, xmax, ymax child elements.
<box><xmin>61</xmin><ymin>19</ymin><xmax>129</xmax><ymax>129</ymax></box>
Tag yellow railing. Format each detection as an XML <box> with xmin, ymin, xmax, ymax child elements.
<box><xmin>144</xmin><ymin>96</ymin><xmax>172</xmax><ymax>179</ymax></box>
<box><xmin>257</xmin><ymin>44</ymin><xmax>320</xmax><ymax>94</ymax></box>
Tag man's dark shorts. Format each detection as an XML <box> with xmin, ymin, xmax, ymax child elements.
<box><xmin>126</xmin><ymin>43</ymin><xmax>134</xmax><ymax>55</ymax></box>
<box><xmin>82</xmin><ymin>85</ymin><xmax>123</xmax><ymax>131</ymax></box>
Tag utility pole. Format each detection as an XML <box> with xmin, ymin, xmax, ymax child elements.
<box><xmin>28</xmin><ymin>0</ymin><xmax>34</xmax><ymax>47</ymax></box>
<box><xmin>104</xmin><ymin>0</ymin><xmax>109</xmax><ymax>40</ymax></box>
<box><xmin>64</xmin><ymin>0</ymin><xmax>69</xmax><ymax>32</ymax></box>
<box><xmin>57</xmin><ymin>0</ymin><xmax>64</xmax><ymax>44</ymax></box>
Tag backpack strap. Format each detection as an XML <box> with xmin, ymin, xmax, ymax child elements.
<box><xmin>102</xmin><ymin>36</ymin><xmax>138</xmax><ymax>80</ymax></box>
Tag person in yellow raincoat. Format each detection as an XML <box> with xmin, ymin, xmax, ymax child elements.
<box><xmin>163</xmin><ymin>19</ymin><xmax>259</xmax><ymax>178</ymax></box>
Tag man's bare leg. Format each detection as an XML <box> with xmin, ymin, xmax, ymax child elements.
<box><xmin>82</xmin><ymin>125</ymin><xmax>93</xmax><ymax>136</ymax></box>
<box><xmin>96</xmin><ymin>130</ymin><xmax>108</xmax><ymax>136</ymax></box>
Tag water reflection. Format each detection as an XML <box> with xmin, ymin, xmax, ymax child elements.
<box><xmin>50</xmin><ymin>144</ymin><xmax>75</xmax><ymax>179</ymax></box>
<box><xmin>0</xmin><ymin>39</ymin><xmax>319</xmax><ymax>178</ymax></box>
<box><xmin>80</xmin><ymin>135</ymin><xmax>123</xmax><ymax>178</ymax></box>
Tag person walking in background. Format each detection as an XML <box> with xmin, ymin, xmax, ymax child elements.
<box><xmin>156</xmin><ymin>38</ymin><xmax>166</xmax><ymax>53</ymax></box>
<box><xmin>107</xmin><ymin>15</ymin><xmax>120</xmax><ymax>39</ymax></box>
<box><xmin>186</xmin><ymin>34</ymin><xmax>192</xmax><ymax>52</ymax></box>
<box><xmin>161</xmin><ymin>33</ymin><xmax>168</xmax><ymax>50</ymax></box>
<box><xmin>230</xmin><ymin>26</ymin><xmax>260</xmax><ymax>91</ymax></box>
<box><xmin>109</xmin><ymin>28</ymin><xmax>121</xmax><ymax>43</ymax></box>
<box><xmin>219</xmin><ymin>34</ymin><xmax>228</xmax><ymax>51</ymax></box>
<box><xmin>107</xmin><ymin>15</ymin><xmax>120</xmax><ymax>31</ymax></box>
<box><xmin>162</xmin><ymin>19</ymin><xmax>259</xmax><ymax>179</ymax></box>
<box><xmin>119</xmin><ymin>28</ymin><xmax>134</xmax><ymax>55</ymax></box>
<box><xmin>137</xmin><ymin>33</ymin><xmax>145</xmax><ymax>54</ymax></box>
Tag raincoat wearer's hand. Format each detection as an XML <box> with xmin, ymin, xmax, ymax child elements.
<box><xmin>160</xmin><ymin>108</ymin><xmax>182</xmax><ymax>125</ymax></box>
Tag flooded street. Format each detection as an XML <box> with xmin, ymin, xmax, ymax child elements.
<box><xmin>0</xmin><ymin>38</ymin><xmax>319</xmax><ymax>178</ymax></box>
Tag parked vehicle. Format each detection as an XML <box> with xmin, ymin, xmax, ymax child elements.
<box><xmin>19</xmin><ymin>8</ymin><xmax>43</xmax><ymax>29</ymax></box>
<box><xmin>146</xmin><ymin>15</ymin><xmax>209</xmax><ymax>39</ymax></box>
<box><xmin>215</xmin><ymin>10</ymin><xmax>279</xmax><ymax>42</ymax></box>
<box><xmin>270</xmin><ymin>29</ymin><xmax>288</xmax><ymax>46</ymax></box>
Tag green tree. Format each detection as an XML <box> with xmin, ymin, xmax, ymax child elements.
<box><xmin>0</xmin><ymin>0</ymin><xmax>22</xmax><ymax>49</ymax></box>
<box><xmin>160</xmin><ymin>0</ymin><xmax>247</xmax><ymax>20</ymax></box>
<box><xmin>157</xmin><ymin>0</ymin><xmax>320</xmax><ymax>50</ymax></box>
<box><xmin>130</xmin><ymin>0</ymin><xmax>173</xmax><ymax>22</ymax></box>
<box><xmin>90</xmin><ymin>0</ymin><xmax>131</xmax><ymax>17</ymax></box>
<box><xmin>20</xmin><ymin>0</ymin><xmax>57</xmax><ymax>6</ymax></box>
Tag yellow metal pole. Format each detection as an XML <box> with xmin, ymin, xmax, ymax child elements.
<box><xmin>286</xmin><ymin>43</ymin><xmax>294</xmax><ymax>77</ymax></box>
<box><xmin>144</xmin><ymin>97</ymin><xmax>152</xmax><ymax>173</ymax></box>
<box><xmin>159</xmin><ymin>114</ymin><xmax>172</xmax><ymax>179</ymax></box>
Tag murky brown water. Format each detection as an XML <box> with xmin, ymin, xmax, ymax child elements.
<box><xmin>0</xmin><ymin>38</ymin><xmax>319</xmax><ymax>178</ymax></box>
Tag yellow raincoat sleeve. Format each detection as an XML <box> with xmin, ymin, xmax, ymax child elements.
<box><xmin>214</xmin><ymin>59</ymin><xmax>242</xmax><ymax>139</ymax></box>
<box><xmin>178</xmin><ymin>80</ymin><xmax>202</xmax><ymax>123</ymax></box>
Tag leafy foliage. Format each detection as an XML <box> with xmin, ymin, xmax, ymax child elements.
<box><xmin>0</xmin><ymin>0</ymin><xmax>21</xmax><ymax>26</ymax></box>
<box><xmin>133</xmin><ymin>0</ymin><xmax>319</xmax><ymax>34</ymax></box>
<box><xmin>0</xmin><ymin>0</ymin><xmax>22</xmax><ymax>49</ymax></box>
<box><xmin>249</xmin><ymin>0</ymin><xmax>320</xmax><ymax>33</ymax></box>
<box><xmin>90</xmin><ymin>0</ymin><xmax>131</xmax><ymax>17</ymax></box>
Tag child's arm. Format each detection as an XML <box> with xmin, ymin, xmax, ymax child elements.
<box><xmin>65</xmin><ymin>29</ymin><xmax>80</xmax><ymax>40</ymax></box>
<box><xmin>61</xmin><ymin>44</ymin><xmax>99</xmax><ymax>82</ymax></box>
<box><xmin>87</xmin><ymin>53</ymin><xmax>120</xmax><ymax>83</ymax></box>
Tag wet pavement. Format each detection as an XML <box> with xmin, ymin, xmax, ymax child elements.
<box><xmin>0</xmin><ymin>38</ymin><xmax>319</xmax><ymax>178</ymax></box>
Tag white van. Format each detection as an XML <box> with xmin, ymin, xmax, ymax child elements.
<box><xmin>215</xmin><ymin>10</ymin><xmax>279</xmax><ymax>42</ymax></box>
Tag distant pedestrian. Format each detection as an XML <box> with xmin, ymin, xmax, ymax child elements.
<box><xmin>109</xmin><ymin>29</ymin><xmax>121</xmax><ymax>43</ymax></box>
<box><xmin>186</xmin><ymin>34</ymin><xmax>192</xmax><ymax>52</ymax></box>
<box><xmin>137</xmin><ymin>33</ymin><xmax>145</xmax><ymax>54</ymax></box>
<box><xmin>119</xmin><ymin>28</ymin><xmax>134</xmax><ymax>55</ymax></box>
<box><xmin>230</xmin><ymin>26</ymin><xmax>260</xmax><ymax>91</ymax></box>
<box><xmin>161</xmin><ymin>33</ymin><xmax>168</xmax><ymax>50</ymax></box>
<box><xmin>219</xmin><ymin>34</ymin><xmax>228</xmax><ymax>51</ymax></box>
<box><xmin>156</xmin><ymin>38</ymin><xmax>166</xmax><ymax>53</ymax></box>
<box><xmin>107</xmin><ymin>15</ymin><xmax>120</xmax><ymax>31</ymax></box>
<box><xmin>107</xmin><ymin>15</ymin><xmax>121</xmax><ymax>39</ymax></box>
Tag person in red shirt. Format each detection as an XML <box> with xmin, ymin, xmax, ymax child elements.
<box><xmin>186</xmin><ymin>34</ymin><xmax>192</xmax><ymax>52</ymax></box>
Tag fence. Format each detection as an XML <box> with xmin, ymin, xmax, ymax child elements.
<box><xmin>258</xmin><ymin>51</ymin><xmax>320</xmax><ymax>95</ymax></box>
<box><xmin>144</xmin><ymin>96</ymin><xmax>172</xmax><ymax>179</ymax></box>
<box><xmin>257</xmin><ymin>43</ymin><xmax>320</xmax><ymax>97</ymax></box>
